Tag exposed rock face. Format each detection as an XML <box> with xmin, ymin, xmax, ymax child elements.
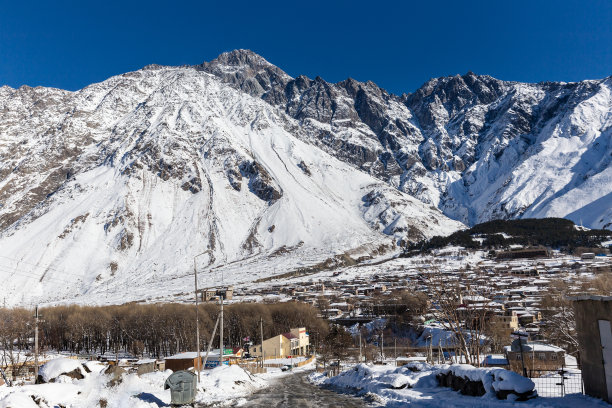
<box><xmin>238</xmin><ymin>160</ymin><xmax>282</xmax><ymax>203</ymax></box>
<box><xmin>198</xmin><ymin>50</ymin><xmax>612</xmax><ymax>229</ymax></box>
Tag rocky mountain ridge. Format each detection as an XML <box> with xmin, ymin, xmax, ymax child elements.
<box><xmin>0</xmin><ymin>57</ymin><xmax>461</xmax><ymax>306</ymax></box>
<box><xmin>0</xmin><ymin>49</ymin><xmax>610</xmax><ymax>306</ymax></box>
<box><xmin>198</xmin><ymin>50</ymin><xmax>612</xmax><ymax>228</ymax></box>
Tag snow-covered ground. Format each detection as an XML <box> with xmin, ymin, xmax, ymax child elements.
<box><xmin>0</xmin><ymin>361</ymin><xmax>266</xmax><ymax>408</ymax></box>
<box><xmin>0</xmin><ymin>357</ymin><xmax>318</xmax><ymax>407</ymax></box>
<box><xmin>309</xmin><ymin>362</ymin><xmax>608</xmax><ymax>407</ymax></box>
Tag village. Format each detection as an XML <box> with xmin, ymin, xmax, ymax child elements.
<box><xmin>1</xmin><ymin>245</ymin><xmax>611</xmax><ymax>406</ymax></box>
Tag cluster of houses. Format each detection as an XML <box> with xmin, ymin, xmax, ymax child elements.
<box><xmin>150</xmin><ymin>327</ymin><xmax>310</xmax><ymax>372</ymax></box>
<box><xmin>1</xmin><ymin>327</ymin><xmax>311</xmax><ymax>384</ymax></box>
<box><xmin>230</xmin><ymin>250</ymin><xmax>611</xmax><ymax>377</ymax></box>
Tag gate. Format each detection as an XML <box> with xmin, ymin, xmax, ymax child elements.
<box><xmin>528</xmin><ymin>364</ymin><xmax>583</xmax><ymax>397</ymax></box>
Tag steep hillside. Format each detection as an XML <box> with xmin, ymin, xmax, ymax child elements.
<box><xmin>0</xmin><ymin>65</ymin><xmax>461</xmax><ymax>306</ymax></box>
<box><xmin>199</xmin><ymin>50</ymin><xmax>612</xmax><ymax>229</ymax></box>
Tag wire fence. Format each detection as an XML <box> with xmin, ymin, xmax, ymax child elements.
<box><xmin>528</xmin><ymin>365</ymin><xmax>583</xmax><ymax>397</ymax></box>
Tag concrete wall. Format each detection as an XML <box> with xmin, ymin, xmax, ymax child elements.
<box><xmin>573</xmin><ymin>298</ymin><xmax>612</xmax><ymax>402</ymax></box>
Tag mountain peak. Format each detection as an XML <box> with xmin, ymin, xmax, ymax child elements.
<box><xmin>206</xmin><ymin>49</ymin><xmax>270</xmax><ymax>68</ymax></box>
<box><xmin>195</xmin><ymin>49</ymin><xmax>291</xmax><ymax>97</ymax></box>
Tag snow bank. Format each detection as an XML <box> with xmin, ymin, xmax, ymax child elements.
<box><xmin>436</xmin><ymin>364</ymin><xmax>536</xmax><ymax>399</ymax></box>
<box><xmin>196</xmin><ymin>365</ymin><xmax>266</xmax><ymax>405</ymax></box>
<box><xmin>0</xmin><ymin>393</ymin><xmax>39</xmax><ymax>408</ymax></box>
<box><xmin>38</xmin><ymin>358</ymin><xmax>86</xmax><ymax>383</ymax></box>
<box><xmin>312</xmin><ymin>362</ymin><xmax>611</xmax><ymax>407</ymax></box>
<box><xmin>83</xmin><ymin>361</ymin><xmax>106</xmax><ymax>374</ymax></box>
<box><xmin>0</xmin><ymin>364</ymin><xmax>266</xmax><ymax>407</ymax></box>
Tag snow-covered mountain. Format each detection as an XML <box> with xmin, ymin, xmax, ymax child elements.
<box><xmin>0</xmin><ymin>55</ymin><xmax>461</xmax><ymax>306</ymax></box>
<box><xmin>0</xmin><ymin>49</ymin><xmax>610</xmax><ymax>305</ymax></box>
<box><xmin>197</xmin><ymin>50</ymin><xmax>611</xmax><ymax>230</ymax></box>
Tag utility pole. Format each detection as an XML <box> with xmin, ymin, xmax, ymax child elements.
<box><xmin>202</xmin><ymin>315</ymin><xmax>220</xmax><ymax>371</ymax></box>
<box><xmin>219</xmin><ymin>293</ymin><xmax>224</xmax><ymax>367</ymax></box>
<box><xmin>193</xmin><ymin>250</ymin><xmax>211</xmax><ymax>383</ymax></box>
<box><xmin>193</xmin><ymin>258</ymin><xmax>201</xmax><ymax>383</ymax></box>
<box><xmin>394</xmin><ymin>338</ymin><xmax>397</xmax><ymax>367</ymax></box>
<box><xmin>359</xmin><ymin>332</ymin><xmax>362</xmax><ymax>364</ymax></box>
<box><xmin>260</xmin><ymin>317</ymin><xmax>264</xmax><ymax>368</ymax></box>
<box><xmin>34</xmin><ymin>306</ymin><xmax>40</xmax><ymax>382</ymax></box>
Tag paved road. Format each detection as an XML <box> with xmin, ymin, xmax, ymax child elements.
<box><xmin>221</xmin><ymin>371</ymin><xmax>368</xmax><ymax>407</ymax></box>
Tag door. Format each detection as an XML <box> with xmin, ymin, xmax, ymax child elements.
<box><xmin>598</xmin><ymin>319</ymin><xmax>612</xmax><ymax>401</ymax></box>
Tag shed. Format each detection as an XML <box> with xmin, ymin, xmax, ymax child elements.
<box><xmin>165</xmin><ymin>352</ymin><xmax>202</xmax><ymax>372</ymax></box>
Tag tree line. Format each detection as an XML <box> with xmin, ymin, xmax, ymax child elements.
<box><xmin>405</xmin><ymin>217</ymin><xmax>612</xmax><ymax>253</ymax></box>
<box><xmin>0</xmin><ymin>302</ymin><xmax>328</xmax><ymax>359</ymax></box>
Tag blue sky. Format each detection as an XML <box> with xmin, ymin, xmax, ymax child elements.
<box><xmin>1</xmin><ymin>0</ymin><xmax>611</xmax><ymax>95</ymax></box>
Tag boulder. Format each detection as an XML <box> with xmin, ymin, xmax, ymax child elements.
<box><xmin>104</xmin><ymin>365</ymin><xmax>126</xmax><ymax>387</ymax></box>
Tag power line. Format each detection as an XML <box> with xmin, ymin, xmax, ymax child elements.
<box><xmin>0</xmin><ymin>264</ymin><xmax>76</xmax><ymax>285</ymax></box>
<box><xmin>0</xmin><ymin>255</ymin><xmax>84</xmax><ymax>278</ymax></box>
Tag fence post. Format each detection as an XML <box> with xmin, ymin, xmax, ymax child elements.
<box><xmin>578</xmin><ymin>359</ymin><xmax>584</xmax><ymax>395</ymax></box>
<box><xmin>560</xmin><ymin>361</ymin><xmax>565</xmax><ymax>398</ymax></box>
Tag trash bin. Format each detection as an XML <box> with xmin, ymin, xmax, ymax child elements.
<box><xmin>164</xmin><ymin>370</ymin><xmax>197</xmax><ymax>406</ymax></box>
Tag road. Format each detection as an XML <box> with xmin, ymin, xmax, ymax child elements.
<box><xmin>202</xmin><ymin>371</ymin><xmax>368</xmax><ymax>407</ymax></box>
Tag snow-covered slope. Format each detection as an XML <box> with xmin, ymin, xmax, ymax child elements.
<box><xmin>1</xmin><ymin>49</ymin><xmax>610</xmax><ymax>306</ymax></box>
<box><xmin>198</xmin><ymin>51</ymin><xmax>611</xmax><ymax>229</ymax></box>
<box><xmin>0</xmin><ymin>64</ymin><xmax>461</xmax><ymax>306</ymax></box>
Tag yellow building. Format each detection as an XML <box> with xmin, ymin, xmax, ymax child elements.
<box><xmin>251</xmin><ymin>328</ymin><xmax>309</xmax><ymax>359</ymax></box>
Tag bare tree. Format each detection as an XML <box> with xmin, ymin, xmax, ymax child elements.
<box><xmin>320</xmin><ymin>325</ymin><xmax>353</xmax><ymax>374</ymax></box>
<box><xmin>540</xmin><ymin>280</ymin><xmax>579</xmax><ymax>355</ymax></box>
<box><xmin>0</xmin><ymin>308</ymin><xmax>33</xmax><ymax>383</ymax></box>
<box><xmin>425</xmin><ymin>270</ymin><xmax>491</xmax><ymax>366</ymax></box>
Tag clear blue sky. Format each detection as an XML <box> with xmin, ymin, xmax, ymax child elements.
<box><xmin>1</xmin><ymin>0</ymin><xmax>611</xmax><ymax>95</ymax></box>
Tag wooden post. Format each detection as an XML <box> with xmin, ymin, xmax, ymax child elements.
<box><xmin>194</xmin><ymin>259</ymin><xmax>201</xmax><ymax>383</ymax></box>
<box><xmin>260</xmin><ymin>317</ymin><xmax>264</xmax><ymax>368</ymax></box>
<box><xmin>34</xmin><ymin>306</ymin><xmax>39</xmax><ymax>382</ymax></box>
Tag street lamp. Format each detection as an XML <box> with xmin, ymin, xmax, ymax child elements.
<box><xmin>194</xmin><ymin>249</ymin><xmax>212</xmax><ymax>383</ymax></box>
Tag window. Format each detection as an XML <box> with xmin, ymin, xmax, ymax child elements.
<box><xmin>516</xmin><ymin>354</ymin><xmax>522</xmax><ymax>360</ymax></box>
<box><xmin>538</xmin><ymin>353</ymin><xmax>546</xmax><ymax>360</ymax></box>
<box><xmin>551</xmin><ymin>354</ymin><xmax>557</xmax><ymax>360</ymax></box>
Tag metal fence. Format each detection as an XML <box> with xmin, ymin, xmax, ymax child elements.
<box><xmin>528</xmin><ymin>365</ymin><xmax>583</xmax><ymax>397</ymax></box>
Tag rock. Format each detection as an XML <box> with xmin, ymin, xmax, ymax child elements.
<box><xmin>104</xmin><ymin>365</ymin><xmax>126</xmax><ymax>387</ymax></box>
